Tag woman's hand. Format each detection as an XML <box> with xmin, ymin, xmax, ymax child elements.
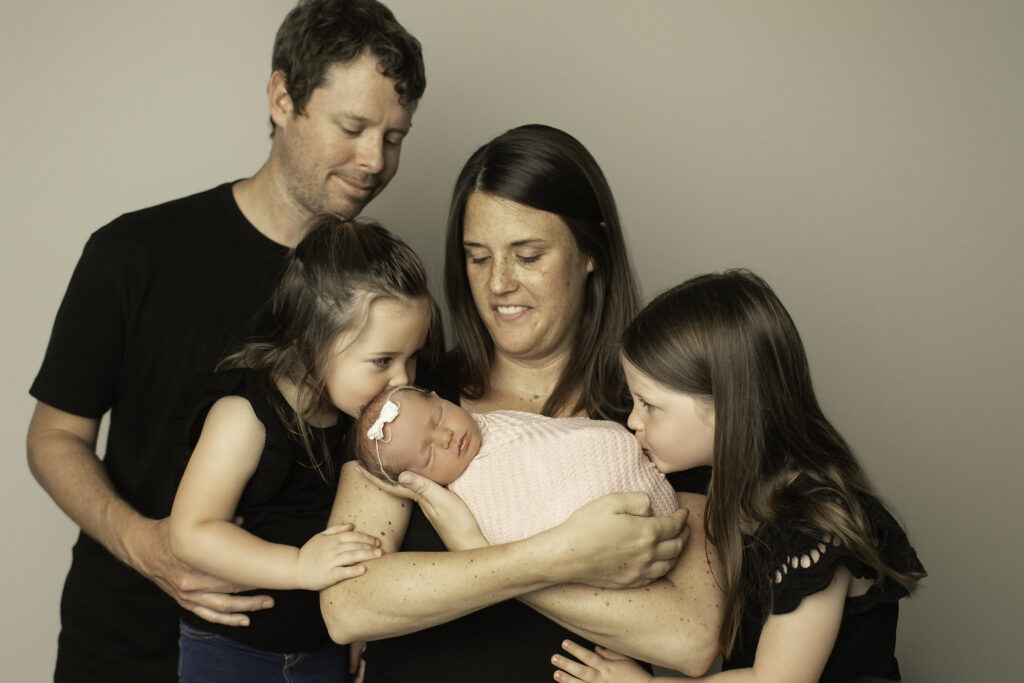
<box><xmin>295</xmin><ymin>523</ymin><xmax>382</xmax><ymax>590</ymax></box>
<box><xmin>356</xmin><ymin>465</ymin><xmax>488</xmax><ymax>551</ymax></box>
<box><xmin>544</xmin><ymin>492</ymin><xmax>689</xmax><ymax>588</ymax></box>
<box><xmin>553</xmin><ymin>640</ymin><xmax>653</xmax><ymax>683</ymax></box>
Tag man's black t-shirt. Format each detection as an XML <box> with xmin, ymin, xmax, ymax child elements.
<box><xmin>31</xmin><ymin>183</ymin><xmax>288</xmax><ymax>682</ymax></box>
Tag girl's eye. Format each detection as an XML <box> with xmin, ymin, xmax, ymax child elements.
<box><xmin>639</xmin><ymin>397</ymin><xmax>656</xmax><ymax>413</ymax></box>
<box><xmin>372</xmin><ymin>357</ymin><xmax>392</xmax><ymax>368</ymax></box>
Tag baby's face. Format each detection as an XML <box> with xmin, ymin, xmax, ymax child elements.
<box><xmin>380</xmin><ymin>390</ymin><xmax>482</xmax><ymax>485</ymax></box>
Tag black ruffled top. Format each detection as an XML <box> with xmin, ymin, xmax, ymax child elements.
<box><xmin>172</xmin><ymin>367</ymin><xmax>352</xmax><ymax>652</ymax></box>
<box><xmin>722</xmin><ymin>474</ymin><xmax>925</xmax><ymax>681</ymax></box>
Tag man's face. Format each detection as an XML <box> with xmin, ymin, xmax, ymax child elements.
<box><xmin>273</xmin><ymin>52</ymin><xmax>414</xmax><ymax>219</ymax></box>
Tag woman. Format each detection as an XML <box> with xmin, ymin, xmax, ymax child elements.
<box><xmin>320</xmin><ymin>125</ymin><xmax>722</xmax><ymax>681</ymax></box>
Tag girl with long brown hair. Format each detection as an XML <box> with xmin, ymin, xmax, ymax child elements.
<box><xmin>555</xmin><ymin>269</ymin><xmax>925</xmax><ymax>682</ymax></box>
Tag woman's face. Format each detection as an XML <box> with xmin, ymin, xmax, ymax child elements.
<box><xmin>461</xmin><ymin>192</ymin><xmax>593</xmax><ymax>364</ymax></box>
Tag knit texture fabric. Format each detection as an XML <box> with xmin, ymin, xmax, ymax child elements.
<box><xmin>448</xmin><ymin>411</ymin><xmax>678</xmax><ymax>545</ymax></box>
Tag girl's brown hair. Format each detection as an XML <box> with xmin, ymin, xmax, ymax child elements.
<box><xmin>222</xmin><ymin>214</ymin><xmax>440</xmax><ymax>481</ymax></box>
<box><xmin>622</xmin><ymin>269</ymin><xmax>923</xmax><ymax>656</ymax></box>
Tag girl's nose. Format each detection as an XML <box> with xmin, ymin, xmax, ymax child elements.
<box><xmin>389</xmin><ymin>366</ymin><xmax>410</xmax><ymax>387</ymax></box>
<box><xmin>626</xmin><ymin>407</ymin><xmax>643</xmax><ymax>433</ymax></box>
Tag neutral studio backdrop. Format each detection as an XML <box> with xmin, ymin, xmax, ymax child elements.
<box><xmin>2</xmin><ymin>1</ymin><xmax>1021</xmax><ymax>680</ymax></box>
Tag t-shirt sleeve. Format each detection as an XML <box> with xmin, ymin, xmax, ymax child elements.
<box><xmin>30</xmin><ymin>232</ymin><xmax>127</xmax><ymax>418</ymax></box>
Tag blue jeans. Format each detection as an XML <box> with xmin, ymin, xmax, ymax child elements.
<box><xmin>178</xmin><ymin>621</ymin><xmax>350</xmax><ymax>683</ymax></box>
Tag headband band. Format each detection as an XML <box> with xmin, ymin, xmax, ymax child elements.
<box><xmin>366</xmin><ymin>385</ymin><xmax>415</xmax><ymax>484</ymax></box>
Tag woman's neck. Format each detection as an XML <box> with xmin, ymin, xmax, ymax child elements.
<box><xmin>464</xmin><ymin>352</ymin><xmax>583</xmax><ymax>417</ymax></box>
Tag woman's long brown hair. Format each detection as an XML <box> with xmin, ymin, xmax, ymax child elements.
<box><xmin>443</xmin><ymin>124</ymin><xmax>640</xmax><ymax>421</ymax></box>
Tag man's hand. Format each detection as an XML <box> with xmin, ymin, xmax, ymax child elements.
<box><xmin>129</xmin><ymin>517</ymin><xmax>274</xmax><ymax>626</ymax></box>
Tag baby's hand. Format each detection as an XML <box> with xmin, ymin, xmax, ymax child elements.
<box><xmin>295</xmin><ymin>523</ymin><xmax>382</xmax><ymax>590</ymax></box>
<box><xmin>552</xmin><ymin>640</ymin><xmax>653</xmax><ymax>683</ymax></box>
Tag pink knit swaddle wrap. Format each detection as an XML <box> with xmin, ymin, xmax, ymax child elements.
<box><xmin>447</xmin><ymin>411</ymin><xmax>678</xmax><ymax>545</ymax></box>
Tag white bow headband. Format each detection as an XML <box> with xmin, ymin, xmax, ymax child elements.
<box><xmin>366</xmin><ymin>385</ymin><xmax>416</xmax><ymax>484</ymax></box>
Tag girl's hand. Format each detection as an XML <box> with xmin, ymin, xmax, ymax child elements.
<box><xmin>295</xmin><ymin>523</ymin><xmax>382</xmax><ymax>590</ymax></box>
<box><xmin>356</xmin><ymin>464</ymin><xmax>488</xmax><ymax>550</ymax></box>
<box><xmin>553</xmin><ymin>640</ymin><xmax>653</xmax><ymax>683</ymax></box>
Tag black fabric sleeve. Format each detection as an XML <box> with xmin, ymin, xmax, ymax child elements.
<box><xmin>30</xmin><ymin>233</ymin><xmax>126</xmax><ymax>418</ymax></box>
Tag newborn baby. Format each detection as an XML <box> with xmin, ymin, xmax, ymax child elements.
<box><xmin>355</xmin><ymin>386</ymin><xmax>678</xmax><ymax>545</ymax></box>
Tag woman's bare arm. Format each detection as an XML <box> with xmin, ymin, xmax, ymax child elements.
<box><xmin>320</xmin><ymin>461</ymin><xmax>688</xmax><ymax>644</ymax></box>
<box><xmin>521</xmin><ymin>493</ymin><xmax>724</xmax><ymax>676</ymax></box>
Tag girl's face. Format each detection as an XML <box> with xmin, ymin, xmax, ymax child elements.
<box><xmin>461</xmin><ymin>192</ymin><xmax>594</xmax><ymax>364</ymax></box>
<box><xmin>325</xmin><ymin>296</ymin><xmax>432</xmax><ymax>418</ymax></box>
<box><xmin>621</xmin><ymin>356</ymin><xmax>715</xmax><ymax>474</ymax></box>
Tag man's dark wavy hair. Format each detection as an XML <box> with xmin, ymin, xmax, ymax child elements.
<box><xmin>271</xmin><ymin>0</ymin><xmax>425</xmax><ymax>131</ymax></box>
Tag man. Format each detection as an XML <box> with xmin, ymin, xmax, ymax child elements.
<box><xmin>26</xmin><ymin>1</ymin><xmax>424</xmax><ymax>680</ymax></box>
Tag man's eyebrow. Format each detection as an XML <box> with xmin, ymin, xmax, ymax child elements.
<box><xmin>336</xmin><ymin>112</ymin><xmax>411</xmax><ymax>134</ymax></box>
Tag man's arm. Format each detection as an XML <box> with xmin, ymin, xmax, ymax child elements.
<box><xmin>27</xmin><ymin>400</ymin><xmax>273</xmax><ymax>626</ymax></box>
<box><xmin>320</xmin><ymin>461</ymin><xmax>687</xmax><ymax>644</ymax></box>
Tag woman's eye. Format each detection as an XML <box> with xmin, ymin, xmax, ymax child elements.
<box><xmin>516</xmin><ymin>254</ymin><xmax>541</xmax><ymax>264</ymax></box>
<box><xmin>468</xmin><ymin>255</ymin><xmax>491</xmax><ymax>265</ymax></box>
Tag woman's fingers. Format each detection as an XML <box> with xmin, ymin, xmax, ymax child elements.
<box><xmin>355</xmin><ymin>463</ymin><xmax>417</xmax><ymax>500</ymax></box>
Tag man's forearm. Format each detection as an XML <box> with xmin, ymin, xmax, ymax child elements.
<box><xmin>27</xmin><ymin>403</ymin><xmax>147</xmax><ymax>568</ymax></box>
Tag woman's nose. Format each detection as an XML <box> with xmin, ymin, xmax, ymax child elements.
<box><xmin>488</xmin><ymin>258</ymin><xmax>517</xmax><ymax>294</ymax></box>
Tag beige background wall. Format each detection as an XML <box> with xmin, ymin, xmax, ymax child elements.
<box><xmin>2</xmin><ymin>1</ymin><xmax>1021</xmax><ymax>680</ymax></box>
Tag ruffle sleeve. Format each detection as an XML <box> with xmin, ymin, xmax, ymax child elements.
<box><xmin>171</xmin><ymin>367</ymin><xmax>294</xmax><ymax>508</ymax></box>
<box><xmin>759</xmin><ymin>476</ymin><xmax>925</xmax><ymax>616</ymax></box>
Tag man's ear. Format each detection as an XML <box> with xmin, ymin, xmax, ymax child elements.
<box><xmin>268</xmin><ymin>70</ymin><xmax>295</xmax><ymax>129</ymax></box>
